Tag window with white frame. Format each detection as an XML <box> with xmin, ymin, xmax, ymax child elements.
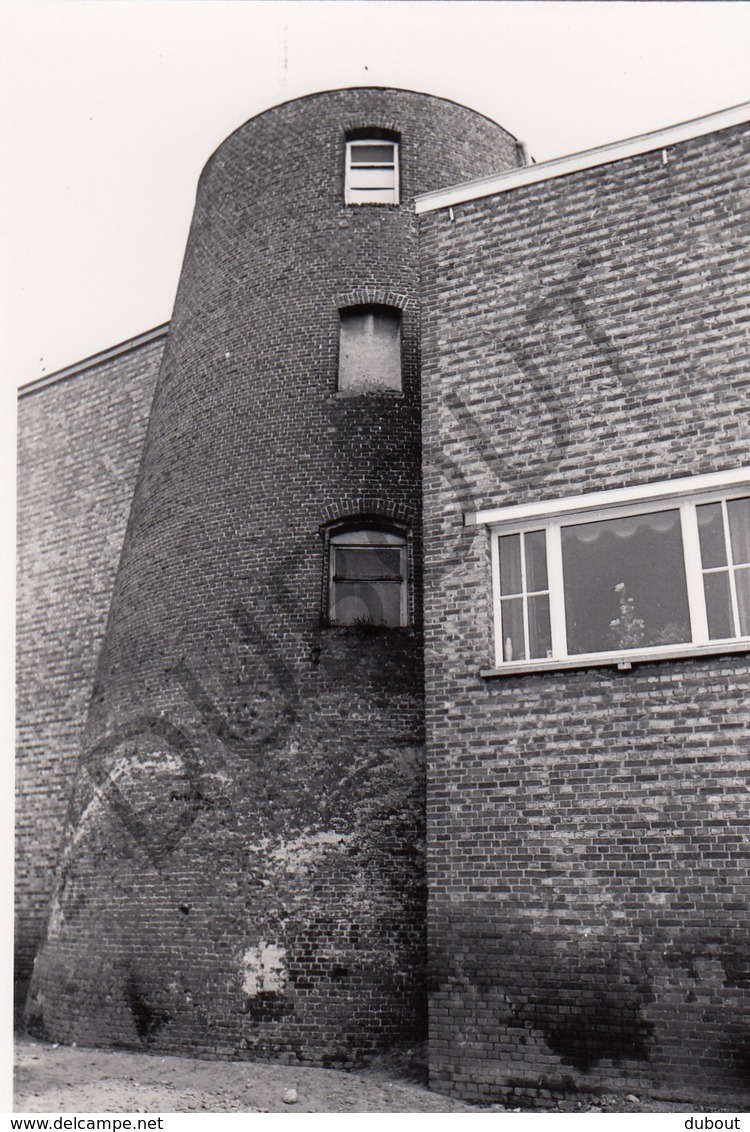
<box><xmin>329</xmin><ymin>528</ymin><xmax>408</xmax><ymax>627</ymax></box>
<box><xmin>477</xmin><ymin>470</ymin><xmax>750</xmax><ymax>670</ymax></box>
<box><xmin>345</xmin><ymin>138</ymin><xmax>399</xmax><ymax>205</ymax></box>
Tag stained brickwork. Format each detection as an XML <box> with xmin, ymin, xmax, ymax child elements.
<box><xmin>24</xmin><ymin>89</ymin><xmax>520</xmax><ymax>1061</ymax></box>
<box><xmin>15</xmin><ymin>333</ymin><xmax>166</xmax><ymax>1011</ymax></box>
<box><xmin>419</xmin><ymin>121</ymin><xmax>750</xmax><ymax>1103</ymax></box>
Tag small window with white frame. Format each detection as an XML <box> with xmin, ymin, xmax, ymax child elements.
<box><xmin>329</xmin><ymin>528</ymin><xmax>408</xmax><ymax>627</ymax></box>
<box><xmin>345</xmin><ymin>138</ymin><xmax>399</xmax><ymax>205</ymax></box>
<box><xmin>471</xmin><ymin>469</ymin><xmax>750</xmax><ymax>672</ymax></box>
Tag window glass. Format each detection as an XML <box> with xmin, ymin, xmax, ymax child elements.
<box><xmin>728</xmin><ymin>498</ymin><xmax>750</xmax><ymax>564</ymax></box>
<box><xmin>500</xmin><ymin>597</ymin><xmax>524</xmax><ymax>662</ymax></box>
<box><xmin>528</xmin><ymin>594</ymin><xmax>552</xmax><ymax>659</ymax></box>
<box><xmin>498</xmin><ymin>533</ymin><xmax>522</xmax><ymax>594</ymax></box>
<box><xmin>698</xmin><ymin>496</ymin><xmax>750</xmax><ymax>640</ymax></box>
<box><xmin>697</xmin><ymin>502</ymin><xmax>727</xmax><ymax>568</ymax></box>
<box><xmin>704</xmin><ymin>570</ymin><xmax>734</xmax><ymax>640</ymax></box>
<box><xmin>330</xmin><ymin>530</ymin><xmax>407</xmax><ymax>627</ymax></box>
<box><xmin>498</xmin><ymin>528</ymin><xmax>550</xmax><ymax>661</ymax></box>
<box><xmin>333</xmin><ymin>580</ymin><xmax>402</xmax><ymax>627</ymax></box>
<box><xmin>561</xmin><ymin>509</ymin><xmax>691</xmax><ymax>654</ymax></box>
<box><xmin>350</xmin><ymin>143</ymin><xmax>395</xmax><ymax>165</ymax></box>
<box><xmin>335</xmin><ymin>546</ymin><xmax>402</xmax><ymax>580</ymax></box>
<box><xmin>338</xmin><ymin>307</ymin><xmax>402</xmax><ymax>392</ymax></box>
<box><xmin>737</xmin><ymin>569</ymin><xmax>750</xmax><ymax>635</ymax></box>
<box><xmin>525</xmin><ymin>529</ymin><xmax>548</xmax><ymax>591</ymax></box>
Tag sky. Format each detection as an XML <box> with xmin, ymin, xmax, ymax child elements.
<box><xmin>2</xmin><ymin>0</ymin><xmax>750</xmax><ymax>390</ymax></box>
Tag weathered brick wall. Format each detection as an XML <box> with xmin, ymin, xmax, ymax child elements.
<box><xmin>16</xmin><ymin>333</ymin><xmax>165</xmax><ymax>1011</ymax></box>
<box><xmin>419</xmin><ymin>121</ymin><xmax>750</xmax><ymax>1103</ymax></box>
<box><xmin>26</xmin><ymin>89</ymin><xmax>520</xmax><ymax>1061</ymax></box>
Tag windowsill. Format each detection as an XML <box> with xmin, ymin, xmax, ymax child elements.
<box><xmin>324</xmin><ymin>623</ymin><xmax>416</xmax><ymax>636</ymax></box>
<box><xmin>479</xmin><ymin>639</ymin><xmax>750</xmax><ymax>678</ymax></box>
<box><xmin>334</xmin><ymin>388</ymin><xmax>405</xmax><ymax>399</ymax></box>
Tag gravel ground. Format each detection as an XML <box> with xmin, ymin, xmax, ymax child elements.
<box><xmin>13</xmin><ymin>1036</ymin><xmax>743</xmax><ymax>1114</ymax></box>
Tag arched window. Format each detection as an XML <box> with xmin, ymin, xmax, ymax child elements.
<box><xmin>329</xmin><ymin>528</ymin><xmax>408</xmax><ymax>627</ymax></box>
<box><xmin>338</xmin><ymin>305</ymin><xmax>402</xmax><ymax>392</ymax></box>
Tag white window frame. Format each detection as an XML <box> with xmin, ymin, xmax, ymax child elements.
<box><xmin>328</xmin><ymin>528</ymin><xmax>408</xmax><ymax>628</ymax></box>
<box><xmin>345</xmin><ymin>139</ymin><xmax>399</xmax><ymax>205</ymax></box>
<box><xmin>467</xmin><ymin>468</ymin><xmax>750</xmax><ymax>675</ymax></box>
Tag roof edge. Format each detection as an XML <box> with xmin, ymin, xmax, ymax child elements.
<box><xmin>198</xmin><ymin>85</ymin><xmax>519</xmax><ymax>185</ymax></box>
<box><xmin>18</xmin><ymin>323</ymin><xmax>170</xmax><ymax>398</ymax></box>
<box><xmin>416</xmin><ymin>100</ymin><xmax>750</xmax><ymax>214</ymax></box>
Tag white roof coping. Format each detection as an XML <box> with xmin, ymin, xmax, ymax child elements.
<box><xmin>416</xmin><ymin>101</ymin><xmax>750</xmax><ymax>215</ymax></box>
<box><xmin>19</xmin><ymin>323</ymin><xmax>170</xmax><ymax>397</ymax></box>
<box><xmin>464</xmin><ymin>467</ymin><xmax>750</xmax><ymax>528</ymax></box>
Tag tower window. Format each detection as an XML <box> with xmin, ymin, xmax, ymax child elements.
<box><xmin>338</xmin><ymin>305</ymin><xmax>402</xmax><ymax>392</ymax></box>
<box><xmin>329</xmin><ymin>529</ymin><xmax>408</xmax><ymax>627</ymax></box>
<box><xmin>345</xmin><ymin>139</ymin><xmax>399</xmax><ymax>205</ymax></box>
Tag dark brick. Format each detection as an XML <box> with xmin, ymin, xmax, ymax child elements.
<box><xmin>21</xmin><ymin>89</ymin><xmax>519</xmax><ymax>1062</ymax></box>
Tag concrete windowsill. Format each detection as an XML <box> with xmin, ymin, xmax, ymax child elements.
<box><xmin>480</xmin><ymin>640</ymin><xmax>750</xmax><ymax>678</ymax></box>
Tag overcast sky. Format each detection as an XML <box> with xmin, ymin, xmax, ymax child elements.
<box><xmin>2</xmin><ymin>1</ymin><xmax>750</xmax><ymax>390</ymax></box>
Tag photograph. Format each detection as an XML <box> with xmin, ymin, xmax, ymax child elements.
<box><xmin>6</xmin><ymin>0</ymin><xmax>750</xmax><ymax>1119</ymax></box>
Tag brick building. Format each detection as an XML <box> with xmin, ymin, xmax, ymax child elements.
<box><xmin>16</xmin><ymin>89</ymin><xmax>750</xmax><ymax>1105</ymax></box>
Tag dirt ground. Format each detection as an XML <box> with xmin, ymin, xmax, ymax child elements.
<box><xmin>14</xmin><ymin>1037</ymin><xmax>481</xmax><ymax>1114</ymax></box>
<box><xmin>13</xmin><ymin>1036</ymin><xmax>738</xmax><ymax>1114</ymax></box>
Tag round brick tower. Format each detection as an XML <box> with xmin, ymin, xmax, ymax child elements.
<box><xmin>27</xmin><ymin>88</ymin><xmax>519</xmax><ymax>1061</ymax></box>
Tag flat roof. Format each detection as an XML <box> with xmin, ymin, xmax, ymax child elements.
<box><xmin>18</xmin><ymin>323</ymin><xmax>170</xmax><ymax>398</ymax></box>
<box><xmin>415</xmin><ymin>100</ymin><xmax>750</xmax><ymax>215</ymax></box>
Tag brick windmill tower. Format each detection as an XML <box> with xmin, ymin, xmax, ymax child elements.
<box><xmin>26</xmin><ymin>88</ymin><xmax>519</xmax><ymax>1061</ymax></box>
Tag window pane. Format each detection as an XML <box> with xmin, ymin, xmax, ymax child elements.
<box><xmin>349</xmin><ymin>166</ymin><xmax>397</xmax><ymax>190</ymax></box>
<box><xmin>339</xmin><ymin>307</ymin><xmax>401</xmax><ymax>391</ymax></box>
<box><xmin>697</xmin><ymin>502</ymin><xmax>727</xmax><ymax>568</ymax></box>
<box><xmin>500</xmin><ymin>597</ymin><xmax>525</xmax><ymax>662</ymax></box>
<box><xmin>704</xmin><ymin>570</ymin><xmax>734</xmax><ymax>640</ymax></box>
<box><xmin>332</xmin><ymin>580</ymin><xmax>401</xmax><ymax>626</ymax></box>
<box><xmin>528</xmin><ymin>594</ymin><xmax>552</xmax><ymax>659</ymax></box>
<box><xmin>498</xmin><ymin>534</ymin><xmax>522</xmax><ymax>595</ymax></box>
<box><xmin>350</xmin><ymin>144</ymin><xmax>394</xmax><ymax>165</ymax></box>
<box><xmin>728</xmin><ymin>498</ymin><xmax>750</xmax><ymax>565</ymax></box>
<box><xmin>561</xmin><ymin>509</ymin><xmax>691</xmax><ymax>654</ymax></box>
<box><xmin>736</xmin><ymin>568</ymin><xmax>750</xmax><ymax>636</ymax></box>
<box><xmin>335</xmin><ymin>546</ymin><xmax>402</xmax><ymax>580</ymax></box>
<box><xmin>525</xmin><ymin>529</ymin><xmax>548</xmax><ymax>591</ymax></box>
<box><xmin>332</xmin><ymin>529</ymin><xmax>403</xmax><ymax>546</ymax></box>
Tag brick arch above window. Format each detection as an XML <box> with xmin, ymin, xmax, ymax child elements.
<box><xmin>334</xmin><ymin>288</ymin><xmax>411</xmax><ymax>312</ymax></box>
<box><xmin>320</xmin><ymin>498</ymin><xmax>417</xmax><ymax>529</ymax></box>
<box><xmin>342</xmin><ymin>122</ymin><xmax>401</xmax><ymax>141</ymax></box>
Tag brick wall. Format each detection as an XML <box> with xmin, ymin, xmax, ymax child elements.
<box><xmin>16</xmin><ymin>332</ymin><xmax>165</xmax><ymax>1010</ymax></box>
<box><xmin>25</xmin><ymin>89</ymin><xmax>520</xmax><ymax>1061</ymax></box>
<box><xmin>419</xmin><ymin>121</ymin><xmax>750</xmax><ymax>1103</ymax></box>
